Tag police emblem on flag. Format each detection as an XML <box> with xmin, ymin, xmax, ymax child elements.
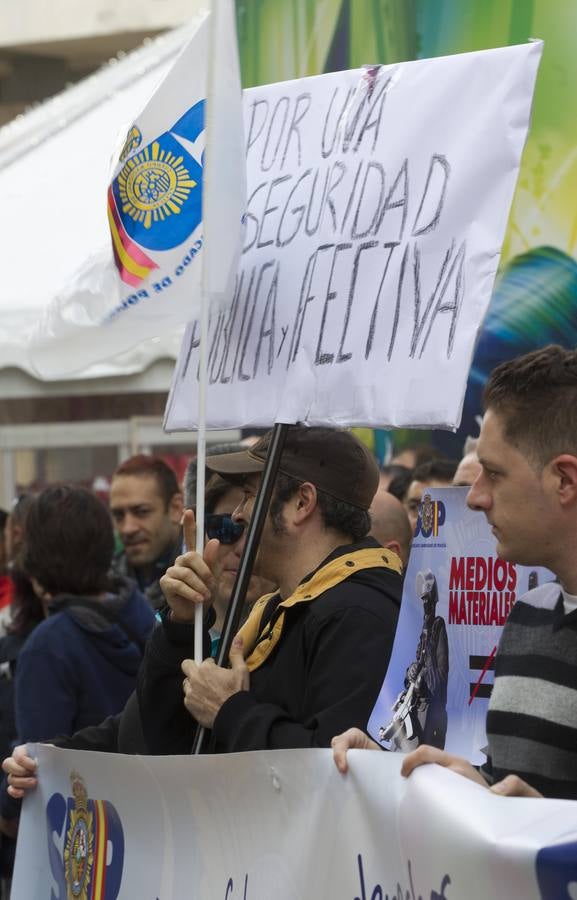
<box><xmin>110</xmin><ymin>99</ymin><xmax>205</xmax><ymax>257</ymax></box>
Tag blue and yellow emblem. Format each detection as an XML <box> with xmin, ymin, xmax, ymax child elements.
<box><xmin>116</xmin><ymin>141</ymin><xmax>197</xmax><ymax>232</ymax></box>
<box><xmin>46</xmin><ymin>771</ymin><xmax>125</xmax><ymax>899</ymax></box>
<box><xmin>111</xmin><ymin>99</ymin><xmax>205</xmax><ymax>253</ymax></box>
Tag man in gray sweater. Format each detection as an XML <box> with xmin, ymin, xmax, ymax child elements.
<box><xmin>333</xmin><ymin>344</ymin><xmax>577</xmax><ymax>800</ymax></box>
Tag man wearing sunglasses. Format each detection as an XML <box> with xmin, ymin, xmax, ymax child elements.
<box><xmin>182</xmin><ymin>448</ymin><xmax>276</xmax><ymax>653</ymax></box>
<box><xmin>135</xmin><ymin>426</ymin><xmax>404</xmax><ymax>755</ymax></box>
<box><xmin>199</xmin><ymin>474</ymin><xmax>275</xmax><ymax>657</ymax></box>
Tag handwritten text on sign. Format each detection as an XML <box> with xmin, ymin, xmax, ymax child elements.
<box><xmin>165</xmin><ymin>42</ymin><xmax>542</xmax><ymax>430</ymax></box>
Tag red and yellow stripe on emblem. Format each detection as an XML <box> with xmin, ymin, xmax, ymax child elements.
<box><xmin>91</xmin><ymin>799</ymin><xmax>108</xmax><ymax>899</ymax></box>
<box><xmin>107</xmin><ymin>187</ymin><xmax>158</xmax><ymax>287</ymax></box>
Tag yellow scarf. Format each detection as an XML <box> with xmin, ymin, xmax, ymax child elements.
<box><xmin>236</xmin><ymin>547</ymin><xmax>402</xmax><ymax>673</ymax></box>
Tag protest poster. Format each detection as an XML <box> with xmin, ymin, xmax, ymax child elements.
<box><xmin>164</xmin><ymin>41</ymin><xmax>542</xmax><ymax>432</ymax></box>
<box><xmin>13</xmin><ymin>743</ymin><xmax>577</xmax><ymax>899</ymax></box>
<box><xmin>367</xmin><ymin>487</ymin><xmax>554</xmax><ymax>764</ymax></box>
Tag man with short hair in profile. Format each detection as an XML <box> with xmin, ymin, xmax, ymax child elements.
<box><xmin>143</xmin><ymin>426</ymin><xmax>403</xmax><ymax>754</ymax></box>
<box><xmin>333</xmin><ymin>345</ymin><xmax>577</xmax><ymax>801</ymax></box>
<box><xmin>403</xmin><ymin>458</ymin><xmax>458</xmax><ymax>532</ymax></box>
<box><xmin>110</xmin><ymin>455</ymin><xmax>183</xmax><ymax>610</ymax></box>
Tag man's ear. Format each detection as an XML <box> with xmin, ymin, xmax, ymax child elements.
<box><xmin>550</xmin><ymin>455</ymin><xmax>577</xmax><ymax>508</ymax></box>
<box><xmin>383</xmin><ymin>539</ymin><xmax>403</xmax><ymax>562</ymax></box>
<box><xmin>293</xmin><ymin>482</ymin><xmax>317</xmax><ymax>524</ymax></box>
<box><xmin>169</xmin><ymin>492</ymin><xmax>184</xmax><ymax>523</ymax></box>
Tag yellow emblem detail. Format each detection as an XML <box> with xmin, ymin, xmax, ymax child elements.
<box><xmin>119</xmin><ymin>125</ymin><xmax>142</xmax><ymax>162</ymax></box>
<box><xmin>63</xmin><ymin>772</ymin><xmax>94</xmax><ymax>900</ymax></box>
<box><xmin>117</xmin><ymin>141</ymin><xmax>197</xmax><ymax>229</ymax></box>
<box><xmin>421</xmin><ymin>493</ymin><xmax>433</xmax><ymax>535</ymax></box>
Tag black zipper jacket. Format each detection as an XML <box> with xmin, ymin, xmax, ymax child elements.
<box><xmin>138</xmin><ymin>537</ymin><xmax>403</xmax><ymax>754</ymax></box>
<box><xmin>54</xmin><ymin>538</ymin><xmax>403</xmax><ymax>755</ymax></box>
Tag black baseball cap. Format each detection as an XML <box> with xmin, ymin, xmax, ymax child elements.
<box><xmin>205</xmin><ymin>427</ymin><xmax>379</xmax><ymax>511</ymax></box>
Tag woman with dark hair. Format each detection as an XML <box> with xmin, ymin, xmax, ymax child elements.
<box><xmin>0</xmin><ymin>485</ymin><xmax>155</xmax><ymax>888</ymax></box>
<box><xmin>14</xmin><ymin>485</ymin><xmax>156</xmax><ymax>743</ymax></box>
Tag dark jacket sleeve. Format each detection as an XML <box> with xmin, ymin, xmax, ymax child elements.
<box><xmin>50</xmin><ymin>715</ymin><xmax>121</xmax><ymax>752</ymax></box>
<box><xmin>49</xmin><ymin>690</ymin><xmax>146</xmax><ymax>754</ymax></box>
<box><xmin>213</xmin><ymin>601</ymin><xmax>398</xmax><ymax>751</ymax></box>
<box><xmin>137</xmin><ymin>610</ymin><xmax>212</xmax><ymax>754</ymax></box>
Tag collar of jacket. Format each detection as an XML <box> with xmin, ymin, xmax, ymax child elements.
<box><xmin>238</xmin><ymin>546</ymin><xmax>402</xmax><ymax>673</ymax></box>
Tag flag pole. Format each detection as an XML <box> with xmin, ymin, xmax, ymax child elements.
<box><xmin>193</xmin><ymin>0</ymin><xmax>241</xmax><ymax>663</ymax></box>
<box><xmin>193</xmin><ymin>3</ymin><xmax>212</xmax><ymax>664</ymax></box>
<box><xmin>193</xmin><ymin>288</ymin><xmax>209</xmax><ymax>664</ymax></box>
<box><xmin>193</xmin><ymin>421</ymin><xmax>290</xmax><ymax>754</ymax></box>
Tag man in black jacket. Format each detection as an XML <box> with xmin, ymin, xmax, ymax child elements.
<box><xmin>142</xmin><ymin>426</ymin><xmax>403</xmax><ymax>753</ymax></box>
<box><xmin>4</xmin><ymin>428</ymin><xmax>402</xmax><ymax>788</ymax></box>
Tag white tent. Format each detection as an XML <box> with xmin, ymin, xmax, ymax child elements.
<box><xmin>0</xmin><ymin>19</ymin><xmax>200</xmax><ymax>381</ymax></box>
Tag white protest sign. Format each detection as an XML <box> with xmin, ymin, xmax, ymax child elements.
<box><xmin>368</xmin><ymin>488</ymin><xmax>554</xmax><ymax>763</ymax></box>
<box><xmin>164</xmin><ymin>41</ymin><xmax>542</xmax><ymax>431</ymax></box>
<box><xmin>13</xmin><ymin>743</ymin><xmax>577</xmax><ymax>899</ymax></box>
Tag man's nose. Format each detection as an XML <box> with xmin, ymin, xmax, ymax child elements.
<box><xmin>119</xmin><ymin>513</ymin><xmax>140</xmax><ymax>535</ymax></box>
<box><xmin>231</xmin><ymin>502</ymin><xmax>246</xmax><ymax>524</ymax></box>
<box><xmin>466</xmin><ymin>474</ymin><xmax>488</xmax><ymax>511</ymax></box>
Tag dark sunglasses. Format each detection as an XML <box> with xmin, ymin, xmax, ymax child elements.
<box><xmin>205</xmin><ymin>513</ymin><xmax>245</xmax><ymax>545</ymax></box>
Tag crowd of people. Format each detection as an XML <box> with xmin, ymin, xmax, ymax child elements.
<box><xmin>0</xmin><ymin>344</ymin><xmax>575</xmax><ymax>891</ymax></box>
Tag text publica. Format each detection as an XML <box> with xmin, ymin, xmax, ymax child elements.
<box><xmin>183</xmin><ymin>229</ymin><xmax>465</xmax><ymax>386</ymax></box>
<box><xmin>182</xmin><ymin>72</ymin><xmax>471</xmax><ymax>386</ymax></box>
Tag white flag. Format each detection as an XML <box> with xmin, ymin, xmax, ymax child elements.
<box><xmin>203</xmin><ymin>0</ymin><xmax>247</xmax><ymax>303</ymax></box>
<box><xmin>29</xmin><ymin>1</ymin><xmax>245</xmax><ymax>378</ymax></box>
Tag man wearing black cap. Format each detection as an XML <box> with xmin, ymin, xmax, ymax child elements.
<box><xmin>138</xmin><ymin>426</ymin><xmax>403</xmax><ymax>753</ymax></box>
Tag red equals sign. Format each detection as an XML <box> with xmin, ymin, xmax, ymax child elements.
<box><xmin>468</xmin><ymin>646</ymin><xmax>497</xmax><ymax>705</ymax></box>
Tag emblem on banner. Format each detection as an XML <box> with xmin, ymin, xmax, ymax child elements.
<box><xmin>421</xmin><ymin>494</ymin><xmax>434</xmax><ymax>535</ymax></box>
<box><xmin>64</xmin><ymin>772</ymin><xmax>94</xmax><ymax>899</ymax></box>
<box><xmin>46</xmin><ymin>771</ymin><xmax>125</xmax><ymax>899</ymax></box>
<box><xmin>415</xmin><ymin>494</ymin><xmax>446</xmax><ymax>539</ymax></box>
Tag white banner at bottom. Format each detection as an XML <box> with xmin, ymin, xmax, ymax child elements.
<box><xmin>12</xmin><ymin>744</ymin><xmax>577</xmax><ymax>899</ymax></box>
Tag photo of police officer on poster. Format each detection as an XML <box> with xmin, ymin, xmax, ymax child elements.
<box><xmin>368</xmin><ymin>488</ymin><xmax>553</xmax><ymax>764</ymax></box>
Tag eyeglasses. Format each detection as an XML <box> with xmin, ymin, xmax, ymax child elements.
<box><xmin>205</xmin><ymin>514</ymin><xmax>245</xmax><ymax>545</ymax></box>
